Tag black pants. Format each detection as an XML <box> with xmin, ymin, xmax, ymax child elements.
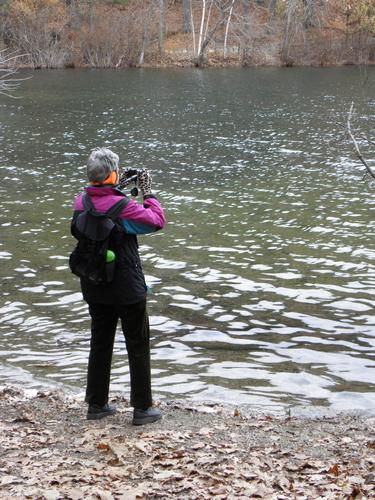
<box><xmin>85</xmin><ymin>300</ymin><xmax>152</xmax><ymax>409</ymax></box>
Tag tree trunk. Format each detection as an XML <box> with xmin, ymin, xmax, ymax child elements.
<box><xmin>190</xmin><ymin>0</ymin><xmax>196</xmax><ymax>55</ymax></box>
<box><xmin>183</xmin><ymin>0</ymin><xmax>191</xmax><ymax>33</ymax></box>
<box><xmin>68</xmin><ymin>0</ymin><xmax>83</xmax><ymax>30</ymax></box>
<box><xmin>204</xmin><ymin>0</ymin><xmax>213</xmax><ymax>41</ymax></box>
<box><xmin>302</xmin><ymin>0</ymin><xmax>319</xmax><ymax>29</ymax></box>
<box><xmin>282</xmin><ymin>0</ymin><xmax>298</xmax><ymax>63</ymax></box>
<box><xmin>158</xmin><ymin>0</ymin><xmax>165</xmax><ymax>57</ymax></box>
<box><xmin>87</xmin><ymin>0</ymin><xmax>94</xmax><ymax>32</ymax></box>
<box><xmin>139</xmin><ymin>21</ymin><xmax>148</xmax><ymax>66</ymax></box>
<box><xmin>197</xmin><ymin>9</ymin><xmax>225</xmax><ymax>66</ymax></box>
<box><xmin>269</xmin><ymin>0</ymin><xmax>276</xmax><ymax>16</ymax></box>
<box><xmin>223</xmin><ymin>0</ymin><xmax>235</xmax><ymax>59</ymax></box>
<box><xmin>198</xmin><ymin>0</ymin><xmax>206</xmax><ymax>58</ymax></box>
<box><xmin>242</xmin><ymin>0</ymin><xmax>250</xmax><ymax>19</ymax></box>
<box><xmin>241</xmin><ymin>0</ymin><xmax>251</xmax><ymax>59</ymax></box>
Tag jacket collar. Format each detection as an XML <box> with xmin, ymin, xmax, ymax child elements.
<box><xmin>84</xmin><ymin>186</ymin><xmax>124</xmax><ymax>197</ymax></box>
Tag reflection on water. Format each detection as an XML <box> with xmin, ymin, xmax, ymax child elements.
<box><xmin>0</xmin><ymin>68</ymin><xmax>374</xmax><ymax>412</ymax></box>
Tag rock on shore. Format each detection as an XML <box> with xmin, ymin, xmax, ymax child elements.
<box><xmin>0</xmin><ymin>386</ymin><xmax>374</xmax><ymax>499</ymax></box>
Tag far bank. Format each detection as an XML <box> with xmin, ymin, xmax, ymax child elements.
<box><xmin>2</xmin><ymin>1</ymin><xmax>375</xmax><ymax>70</ymax></box>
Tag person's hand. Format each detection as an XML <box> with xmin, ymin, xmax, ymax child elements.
<box><xmin>118</xmin><ymin>168</ymin><xmax>137</xmax><ymax>190</ymax></box>
<box><xmin>138</xmin><ymin>169</ymin><xmax>152</xmax><ymax>196</ymax></box>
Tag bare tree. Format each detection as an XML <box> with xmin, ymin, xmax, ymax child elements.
<box><xmin>139</xmin><ymin>18</ymin><xmax>149</xmax><ymax>66</ymax></box>
<box><xmin>197</xmin><ymin>0</ymin><xmax>207</xmax><ymax>58</ymax></box>
<box><xmin>192</xmin><ymin>0</ymin><xmax>234</xmax><ymax>66</ymax></box>
<box><xmin>190</xmin><ymin>0</ymin><xmax>196</xmax><ymax>53</ymax></box>
<box><xmin>204</xmin><ymin>0</ymin><xmax>214</xmax><ymax>40</ymax></box>
<box><xmin>230</xmin><ymin>1</ymin><xmax>269</xmax><ymax>64</ymax></box>
<box><xmin>3</xmin><ymin>1</ymin><xmax>70</xmax><ymax>69</ymax></box>
<box><xmin>280</xmin><ymin>0</ymin><xmax>329</xmax><ymax>64</ymax></box>
<box><xmin>242</xmin><ymin>0</ymin><xmax>250</xmax><ymax>20</ymax></box>
<box><xmin>0</xmin><ymin>50</ymin><xmax>27</xmax><ymax>98</ymax></box>
<box><xmin>281</xmin><ymin>0</ymin><xmax>302</xmax><ymax>63</ymax></box>
<box><xmin>197</xmin><ymin>11</ymin><xmax>225</xmax><ymax>65</ymax></box>
<box><xmin>269</xmin><ymin>0</ymin><xmax>276</xmax><ymax>15</ymax></box>
<box><xmin>87</xmin><ymin>0</ymin><xmax>95</xmax><ymax>32</ymax></box>
<box><xmin>223</xmin><ymin>0</ymin><xmax>235</xmax><ymax>58</ymax></box>
<box><xmin>302</xmin><ymin>0</ymin><xmax>320</xmax><ymax>29</ymax></box>
<box><xmin>66</xmin><ymin>0</ymin><xmax>84</xmax><ymax>30</ymax></box>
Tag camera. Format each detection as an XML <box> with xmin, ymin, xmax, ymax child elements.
<box><xmin>118</xmin><ymin>167</ymin><xmax>145</xmax><ymax>196</ymax></box>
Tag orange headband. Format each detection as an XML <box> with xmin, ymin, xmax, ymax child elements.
<box><xmin>91</xmin><ymin>170</ymin><xmax>118</xmax><ymax>186</ymax></box>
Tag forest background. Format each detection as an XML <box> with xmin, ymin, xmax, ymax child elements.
<box><xmin>1</xmin><ymin>0</ymin><xmax>375</xmax><ymax>69</ymax></box>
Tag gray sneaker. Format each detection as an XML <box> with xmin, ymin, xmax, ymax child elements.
<box><xmin>132</xmin><ymin>407</ymin><xmax>162</xmax><ymax>426</ymax></box>
<box><xmin>87</xmin><ymin>403</ymin><xmax>117</xmax><ymax>420</ymax></box>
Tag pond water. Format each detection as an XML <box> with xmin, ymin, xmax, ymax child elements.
<box><xmin>0</xmin><ymin>67</ymin><xmax>374</xmax><ymax>413</ymax></box>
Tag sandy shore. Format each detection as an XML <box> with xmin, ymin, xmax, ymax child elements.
<box><xmin>0</xmin><ymin>385</ymin><xmax>374</xmax><ymax>499</ymax></box>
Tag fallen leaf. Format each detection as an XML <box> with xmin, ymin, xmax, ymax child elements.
<box><xmin>12</xmin><ymin>414</ymin><xmax>34</xmax><ymax>424</ymax></box>
<box><xmin>198</xmin><ymin>427</ymin><xmax>212</xmax><ymax>435</ymax></box>
<box><xmin>1</xmin><ymin>475</ymin><xmax>22</xmax><ymax>486</ymax></box>
<box><xmin>299</xmin><ymin>461</ymin><xmax>318</xmax><ymax>470</ymax></box>
<box><xmin>107</xmin><ymin>457</ymin><xmax>124</xmax><ymax>467</ymax></box>
<box><xmin>364</xmin><ymin>473</ymin><xmax>375</xmax><ymax>484</ymax></box>
<box><xmin>42</xmin><ymin>489</ymin><xmax>61</xmax><ymax>500</ymax></box>
<box><xmin>208</xmin><ymin>486</ymin><xmax>228</xmax><ymax>495</ymax></box>
<box><xmin>273</xmin><ymin>477</ymin><xmax>291</xmax><ymax>493</ymax></box>
<box><xmin>347</xmin><ymin>475</ymin><xmax>365</xmax><ymax>484</ymax></box>
<box><xmin>348</xmin><ymin>485</ymin><xmax>363</xmax><ymax>499</ymax></box>
<box><xmin>191</xmin><ymin>442</ymin><xmax>206</xmax><ymax>450</ymax></box>
<box><xmin>341</xmin><ymin>437</ymin><xmax>353</xmax><ymax>444</ymax></box>
<box><xmin>135</xmin><ymin>440</ymin><xmax>151</xmax><ymax>454</ymax></box>
<box><xmin>97</xmin><ymin>442</ymin><xmax>110</xmax><ymax>452</ymax></box>
<box><xmin>59</xmin><ymin>488</ymin><xmax>84</xmax><ymax>500</ymax></box>
<box><xmin>154</xmin><ymin>471</ymin><xmax>184</xmax><ymax>481</ymax></box>
<box><xmin>328</xmin><ymin>464</ymin><xmax>340</xmax><ymax>476</ymax></box>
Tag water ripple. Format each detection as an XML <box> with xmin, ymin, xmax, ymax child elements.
<box><xmin>0</xmin><ymin>68</ymin><xmax>374</xmax><ymax>411</ymax></box>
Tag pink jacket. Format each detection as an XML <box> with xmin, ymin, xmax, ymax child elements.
<box><xmin>74</xmin><ymin>186</ymin><xmax>165</xmax><ymax>235</ymax></box>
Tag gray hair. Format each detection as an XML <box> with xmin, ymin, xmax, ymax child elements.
<box><xmin>86</xmin><ymin>147</ymin><xmax>119</xmax><ymax>183</ymax></box>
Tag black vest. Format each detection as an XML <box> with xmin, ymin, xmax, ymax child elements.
<box><xmin>71</xmin><ymin>208</ymin><xmax>147</xmax><ymax>305</ymax></box>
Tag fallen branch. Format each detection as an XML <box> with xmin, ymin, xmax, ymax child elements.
<box><xmin>347</xmin><ymin>101</ymin><xmax>375</xmax><ymax>180</ymax></box>
<box><xmin>361</xmin><ymin>133</ymin><xmax>375</xmax><ymax>147</ymax></box>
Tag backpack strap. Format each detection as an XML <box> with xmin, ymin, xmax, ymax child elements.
<box><xmin>82</xmin><ymin>192</ymin><xmax>94</xmax><ymax>211</ymax></box>
<box><xmin>82</xmin><ymin>192</ymin><xmax>128</xmax><ymax>220</ymax></box>
<box><xmin>106</xmin><ymin>198</ymin><xmax>128</xmax><ymax>220</ymax></box>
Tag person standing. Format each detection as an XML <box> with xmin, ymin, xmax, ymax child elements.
<box><xmin>71</xmin><ymin>147</ymin><xmax>165</xmax><ymax>425</ymax></box>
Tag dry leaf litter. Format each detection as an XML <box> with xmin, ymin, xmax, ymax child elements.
<box><xmin>0</xmin><ymin>386</ymin><xmax>374</xmax><ymax>499</ymax></box>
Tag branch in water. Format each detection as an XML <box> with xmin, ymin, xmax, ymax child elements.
<box><xmin>347</xmin><ymin>102</ymin><xmax>375</xmax><ymax>180</ymax></box>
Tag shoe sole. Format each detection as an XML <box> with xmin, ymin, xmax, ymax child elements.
<box><xmin>132</xmin><ymin>414</ymin><xmax>162</xmax><ymax>426</ymax></box>
<box><xmin>87</xmin><ymin>410</ymin><xmax>116</xmax><ymax>421</ymax></box>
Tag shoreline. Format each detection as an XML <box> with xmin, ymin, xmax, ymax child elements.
<box><xmin>12</xmin><ymin>61</ymin><xmax>375</xmax><ymax>71</ymax></box>
<box><xmin>0</xmin><ymin>385</ymin><xmax>374</xmax><ymax>498</ymax></box>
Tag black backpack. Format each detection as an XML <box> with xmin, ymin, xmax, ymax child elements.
<box><xmin>69</xmin><ymin>193</ymin><xmax>128</xmax><ymax>285</ymax></box>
